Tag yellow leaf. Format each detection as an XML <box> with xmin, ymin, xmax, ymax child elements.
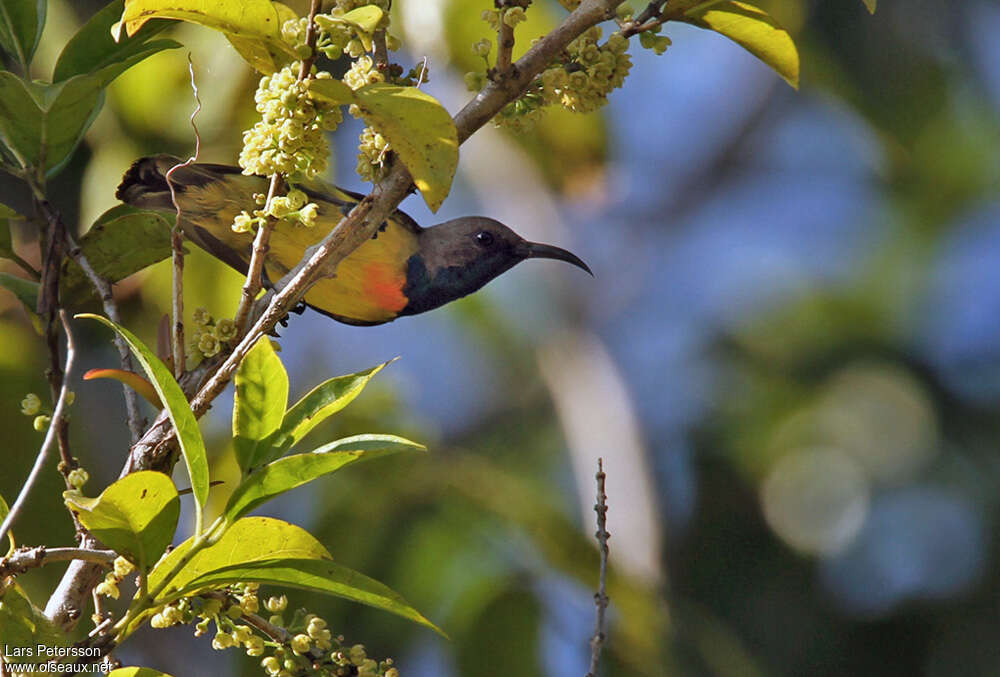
<box><xmin>116</xmin><ymin>0</ymin><xmax>296</xmax><ymax>66</ymax></box>
<box><xmin>683</xmin><ymin>1</ymin><xmax>800</xmax><ymax>89</ymax></box>
<box><xmin>352</xmin><ymin>84</ymin><xmax>459</xmax><ymax>212</ymax></box>
<box><xmin>225</xmin><ymin>2</ymin><xmax>299</xmax><ymax>73</ymax></box>
<box><xmin>862</xmin><ymin>0</ymin><xmax>876</xmax><ymax>14</ymax></box>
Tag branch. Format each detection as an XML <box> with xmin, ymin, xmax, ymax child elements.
<box><xmin>620</xmin><ymin>0</ymin><xmax>670</xmax><ymax>38</ymax></box>
<box><xmin>586</xmin><ymin>458</ymin><xmax>610</xmax><ymax>677</ymax></box>
<box><xmin>44</xmin><ymin>0</ymin><xmax>623</xmax><ymax>632</ymax></box>
<box><xmin>65</xmin><ymin>233</ymin><xmax>146</xmax><ymax>443</ymax></box>
<box><xmin>0</xmin><ymin>311</ymin><xmax>77</xmax><ymax>547</ymax></box>
<box><xmin>0</xmin><ymin>546</ymin><xmax>116</xmax><ymax>578</ymax></box>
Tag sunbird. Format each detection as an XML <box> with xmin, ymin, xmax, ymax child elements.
<box><xmin>117</xmin><ymin>155</ymin><xmax>591</xmax><ymax>326</ymax></box>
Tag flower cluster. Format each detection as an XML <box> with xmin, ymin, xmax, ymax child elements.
<box><xmin>150</xmin><ymin>587</ymin><xmax>398</xmax><ymax>676</ymax></box>
<box><xmin>239</xmin><ymin>64</ymin><xmax>343</xmax><ymax>179</ymax></box>
<box><xmin>356</xmin><ymin>126</ymin><xmax>391</xmax><ymax>184</ymax></box>
<box><xmin>20</xmin><ymin>391</ymin><xmax>72</xmax><ymax>432</ymax></box>
<box><xmin>96</xmin><ymin>556</ymin><xmax>135</xmax><ymax>600</ymax></box>
<box><xmin>466</xmin><ymin>15</ymin><xmax>637</xmax><ymax>131</ymax></box>
<box><xmin>189</xmin><ymin>308</ymin><xmax>238</xmax><ymax>360</ymax></box>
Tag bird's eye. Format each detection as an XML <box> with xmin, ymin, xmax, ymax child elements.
<box><xmin>474</xmin><ymin>231</ymin><xmax>495</xmax><ymax>247</ymax></box>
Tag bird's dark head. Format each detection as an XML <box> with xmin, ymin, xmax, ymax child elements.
<box><xmin>400</xmin><ymin>216</ymin><xmax>591</xmax><ymax>316</ymax></box>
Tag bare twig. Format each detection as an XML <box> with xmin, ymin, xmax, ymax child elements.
<box><xmin>0</xmin><ymin>546</ymin><xmax>116</xmax><ymax>578</ymax></box>
<box><xmin>233</xmin><ymin>174</ymin><xmax>282</xmax><ymax>336</ymax></box>
<box><xmin>586</xmin><ymin>458</ymin><xmax>610</xmax><ymax>677</ymax></box>
<box><xmin>0</xmin><ymin>311</ymin><xmax>77</xmax><ymax>547</ymax></box>
<box><xmin>45</xmin><ymin>0</ymin><xmax>625</xmax><ymax>632</ymax></box>
<box><xmin>495</xmin><ymin>3</ymin><xmax>516</xmax><ymax>76</ymax></box>
<box><xmin>165</xmin><ymin>55</ymin><xmax>204</xmax><ymax>378</ymax></box>
<box><xmin>620</xmin><ymin>0</ymin><xmax>670</xmax><ymax>38</ymax></box>
<box><xmin>65</xmin><ymin>233</ymin><xmax>146</xmax><ymax>443</ymax></box>
<box><xmin>372</xmin><ymin>29</ymin><xmax>389</xmax><ymax>70</ymax></box>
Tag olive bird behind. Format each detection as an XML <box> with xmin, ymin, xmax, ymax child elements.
<box><xmin>117</xmin><ymin>155</ymin><xmax>591</xmax><ymax>326</ymax></box>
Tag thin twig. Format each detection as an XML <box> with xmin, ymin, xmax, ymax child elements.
<box><xmin>372</xmin><ymin>29</ymin><xmax>389</xmax><ymax>70</ymax></box>
<box><xmin>164</xmin><ymin>54</ymin><xmax>204</xmax><ymax>379</ymax></box>
<box><xmin>620</xmin><ymin>0</ymin><xmax>670</xmax><ymax>38</ymax></box>
<box><xmin>586</xmin><ymin>458</ymin><xmax>610</xmax><ymax>677</ymax></box>
<box><xmin>0</xmin><ymin>546</ymin><xmax>116</xmax><ymax>578</ymax></box>
<box><xmin>65</xmin><ymin>232</ymin><xmax>146</xmax><ymax>443</ymax></box>
<box><xmin>0</xmin><ymin>311</ymin><xmax>77</xmax><ymax>547</ymax></box>
<box><xmin>495</xmin><ymin>3</ymin><xmax>516</xmax><ymax>76</ymax></box>
<box><xmin>233</xmin><ymin>174</ymin><xmax>282</xmax><ymax>336</ymax></box>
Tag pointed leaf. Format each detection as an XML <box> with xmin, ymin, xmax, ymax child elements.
<box><xmin>61</xmin><ymin>204</ymin><xmax>174</xmax><ymax>304</ymax></box>
<box><xmin>266</xmin><ymin>360</ymin><xmax>391</xmax><ymax>462</ymax></box>
<box><xmin>64</xmin><ymin>471</ymin><xmax>180</xmax><ymax>572</ymax></box>
<box><xmin>683</xmin><ymin>1</ymin><xmax>799</xmax><ymax>89</ymax></box>
<box><xmin>225</xmin><ymin>434</ymin><xmax>425</xmax><ymax>521</ymax></box>
<box><xmin>353</xmin><ymin>84</ymin><xmax>458</xmax><ymax>212</ymax></box>
<box><xmin>186</xmin><ymin>558</ymin><xmax>444</xmax><ymax>634</ymax></box>
<box><xmin>0</xmin><ymin>72</ymin><xmax>105</xmax><ymax>174</ymax></box>
<box><xmin>0</xmin><ymin>0</ymin><xmax>46</xmax><ymax>68</ymax></box>
<box><xmin>84</xmin><ymin>368</ymin><xmax>163</xmax><ymax>408</ymax></box>
<box><xmin>77</xmin><ymin>314</ymin><xmax>209</xmax><ymax>529</ymax></box>
<box><xmin>54</xmin><ymin>0</ymin><xmax>180</xmax><ymax>83</ymax></box>
<box><xmin>233</xmin><ymin>336</ymin><xmax>289</xmax><ymax>474</ymax></box>
<box><xmin>862</xmin><ymin>0</ymin><xmax>876</xmax><ymax>13</ymax></box>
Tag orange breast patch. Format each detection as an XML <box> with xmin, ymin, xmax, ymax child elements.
<box><xmin>362</xmin><ymin>262</ymin><xmax>409</xmax><ymax>313</ymax></box>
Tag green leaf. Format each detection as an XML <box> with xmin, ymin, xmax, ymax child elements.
<box><xmin>148</xmin><ymin>516</ymin><xmax>330</xmax><ymax>600</ymax></box>
<box><xmin>265</xmin><ymin>360</ymin><xmax>392</xmax><ymax>462</ymax></box>
<box><xmin>353</xmin><ymin>84</ymin><xmax>459</xmax><ymax>212</ymax></box>
<box><xmin>64</xmin><ymin>471</ymin><xmax>179</xmax><ymax>572</ymax></box>
<box><xmin>0</xmin><ymin>202</ymin><xmax>18</xmax><ymax>260</ymax></box>
<box><xmin>115</xmin><ymin>0</ymin><xmax>297</xmax><ymax>67</ymax></box>
<box><xmin>224</xmin><ymin>434</ymin><xmax>425</xmax><ymax>522</ymax></box>
<box><xmin>683</xmin><ymin>1</ymin><xmax>799</xmax><ymax>89</ymax></box>
<box><xmin>61</xmin><ymin>204</ymin><xmax>173</xmax><ymax>304</ymax></box>
<box><xmin>0</xmin><ymin>271</ymin><xmax>38</xmax><ymax>310</ymax></box>
<box><xmin>0</xmin><ymin>583</ymin><xmax>68</xmax><ymax>668</ymax></box>
<box><xmin>188</xmin><ymin>558</ymin><xmax>443</xmax><ymax>634</ymax></box>
<box><xmin>54</xmin><ymin>0</ymin><xmax>180</xmax><ymax>83</ymax></box>
<box><xmin>233</xmin><ymin>336</ymin><xmax>289</xmax><ymax>474</ymax></box>
<box><xmin>108</xmin><ymin>669</ymin><xmax>176</xmax><ymax>677</ymax></box>
<box><xmin>77</xmin><ymin>314</ymin><xmax>209</xmax><ymax>532</ymax></box>
<box><xmin>0</xmin><ymin>72</ymin><xmax>105</xmax><ymax>175</ymax></box>
<box><xmin>862</xmin><ymin>0</ymin><xmax>876</xmax><ymax>13</ymax></box>
<box><xmin>336</xmin><ymin>5</ymin><xmax>383</xmax><ymax>34</ymax></box>
<box><xmin>0</xmin><ymin>0</ymin><xmax>46</xmax><ymax>69</ymax></box>
<box><xmin>307</xmin><ymin>77</ymin><xmax>355</xmax><ymax>106</ymax></box>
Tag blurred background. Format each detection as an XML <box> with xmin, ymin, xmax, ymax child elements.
<box><xmin>3</xmin><ymin>0</ymin><xmax>1000</xmax><ymax>675</ymax></box>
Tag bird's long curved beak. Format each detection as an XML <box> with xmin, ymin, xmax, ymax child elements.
<box><xmin>520</xmin><ymin>241</ymin><xmax>593</xmax><ymax>276</ymax></box>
